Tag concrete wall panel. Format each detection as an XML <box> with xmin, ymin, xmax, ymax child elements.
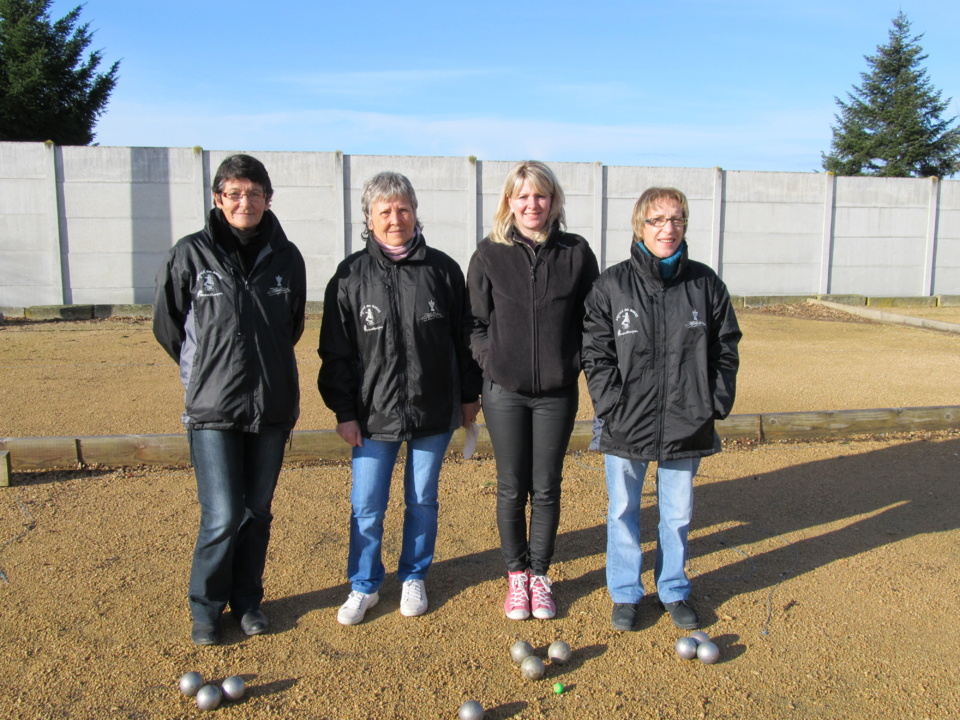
<box><xmin>724</xmin><ymin>171</ymin><xmax>825</xmax><ymax>204</ymax></box>
<box><xmin>835</xmin><ymin>176</ymin><xmax>929</xmax><ymax>207</ymax></box>
<box><xmin>722</xmin><ymin>263</ymin><xmax>820</xmax><ymax>296</ymax></box>
<box><xmin>830</xmin><ymin>265</ymin><xmax>924</xmax><ymax>296</ymax></box>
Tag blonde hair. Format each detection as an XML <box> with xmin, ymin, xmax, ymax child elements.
<box><xmin>631</xmin><ymin>187</ymin><xmax>689</xmax><ymax>242</ymax></box>
<box><xmin>489</xmin><ymin>161</ymin><xmax>566</xmax><ymax>245</ymax></box>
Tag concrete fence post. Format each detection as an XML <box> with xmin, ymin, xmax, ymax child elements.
<box><xmin>48</xmin><ymin>142</ymin><xmax>66</xmax><ymax>304</ymax></box>
<box><xmin>334</xmin><ymin>151</ymin><xmax>346</xmax><ymax>257</ymax></box>
<box><xmin>467</xmin><ymin>156</ymin><xmax>479</xmax><ymax>253</ymax></box>
<box><xmin>819</xmin><ymin>172</ymin><xmax>837</xmax><ymax>295</ymax></box>
<box><xmin>710</xmin><ymin>166</ymin><xmax>724</xmax><ymax>274</ymax></box>
<box><xmin>593</xmin><ymin>162</ymin><xmax>605</xmax><ymax>269</ymax></box>
<box><xmin>193</xmin><ymin>146</ymin><xmax>207</xmax><ymax>226</ymax></box>
<box><xmin>924</xmin><ymin>176</ymin><xmax>940</xmax><ymax>296</ymax></box>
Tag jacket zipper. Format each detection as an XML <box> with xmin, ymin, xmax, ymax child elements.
<box><xmin>528</xmin><ymin>245</ymin><xmax>541</xmax><ymax>394</ymax></box>
<box><xmin>389</xmin><ymin>262</ymin><xmax>409</xmax><ymax>437</ymax></box>
<box><xmin>655</xmin><ymin>283</ymin><xmax>668</xmax><ymax>459</ymax></box>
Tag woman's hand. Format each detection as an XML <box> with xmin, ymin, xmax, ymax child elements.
<box><xmin>461</xmin><ymin>400</ymin><xmax>481</xmax><ymax>428</ymax></box>
<box><xmin>336</xmin><ymin>420</ymin><xmax>364</xmax><ymax>447</ymax></box>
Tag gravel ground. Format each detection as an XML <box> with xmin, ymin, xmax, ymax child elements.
<box><xmin>0</xmin><ymin>305</ymin><xmax>958</xmax><ymax>719</ymax></box>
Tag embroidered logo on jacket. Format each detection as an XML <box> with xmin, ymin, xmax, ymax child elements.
<box><xmin>197</xmin><ymin>270</ymin><xmax>224</xmax><ymax>297</ymax></box>
<box><xmin>361</xmin><ymin>304</ymin><xmax>384</xmax><ymax>332</ymax></box>
<box><xmin>616</xmin><ymin>308</ymin><xmax>639</xmax><ymax>336</ymax></box>
<box><xmin>684</xmin><ymin>310</ymin><xmax>707</xmax><ymax>329</ymax></box>
<box><xmin>419</xmin><ymin>299</ymin><xmax>444</xmax><ymax>323</ymax></box>
<box><xmin>267</xmin><ymin>275</ymin><xmax>291</xmax><ymax>296</ymax></box>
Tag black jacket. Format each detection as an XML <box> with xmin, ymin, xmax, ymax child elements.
<box><xmin>153</xmin><ymin>209</ymin><xmax>307</xmax><ymax>432</ymax></box>
<box><xmin>318</xmin><ymin>234</ymin><xmax>481</xmax><ymax>441</ymax></box>
<box><xmin>467</xmin><ymin>229</ymin><xmax>599</xmax><ymax>394</ymax></box>
<box><xmin>582</xmin><ymin>241</ymin><xmax>741</xmax><ymax>460</ymax></box>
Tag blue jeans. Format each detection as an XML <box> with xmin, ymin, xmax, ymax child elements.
<box><xmin>604</xmin><ymin>455</ymin><xmax>700</xmax><ymax>605</ymax></box>
<box><xmin>187</xmin><ymin>428</ymin><xmax>288</xmax><ymax>625</ymax></box>
<box><xmin>348</xmin><ymin>431</ymin><xmax>454</xmax><ymax>594</ymax></box>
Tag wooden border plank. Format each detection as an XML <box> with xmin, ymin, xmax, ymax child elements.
<box><xmin>1</xmin><ymin>406</ymin><xmax>957</xmax><ymax>473</ymax></box>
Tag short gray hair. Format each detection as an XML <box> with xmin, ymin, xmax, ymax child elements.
<box><xmin>360</xmin><ymin>172</ymin><xmax>423</xmax><ymax>240</ymax></box>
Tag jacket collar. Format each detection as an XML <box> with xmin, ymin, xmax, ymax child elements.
<box><xmin>365</xmin><ymin>229</ymin><xmax>427</xmax><ymax>265</ymax></box>
<box><xmin>629</xmin><ymin>240</ymin><xmax>689</xmax><ymax>285</ymax></box>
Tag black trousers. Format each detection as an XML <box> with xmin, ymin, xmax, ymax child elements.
<box><xmin>482</xmin><ymin>381</ymin><xmax>578</xmax><ymax>576</ymax></box>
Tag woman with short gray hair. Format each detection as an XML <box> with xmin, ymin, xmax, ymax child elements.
<box><xmin>319</xmin><ymin>171</ymin><xmax>481</xmax><ymax>625</ymax></box>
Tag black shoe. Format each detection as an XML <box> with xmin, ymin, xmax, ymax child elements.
<box><xmin>240</xmin><ymin>608</ymin><xmax>270</xmax><ymax>636</ymax></box>
<box><xmin>191</xmin><ymin>621</ymin><xmax>221</xmax><ymax>645</ymax></box>
<box><xmin>660</xmin><ymin>599</ymin><xmax>701</xmax><ymax>630</ymax></box>
<box><xmin>611</xmin><ymin>602</ymin><xmax>640</xmax><ymax>631</ymax></box>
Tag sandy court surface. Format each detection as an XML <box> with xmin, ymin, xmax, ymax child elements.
<box><xmin>0</xmin><ymin>305</ymin><xmax>958</xmax><ymax>719</ymax></box>
<box><xmin>1</xmin><ymin>304</ymin><xmax>959</xmax><ymax>438</ymax></box>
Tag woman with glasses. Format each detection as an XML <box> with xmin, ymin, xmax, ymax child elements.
<box><xmin>319</xmin><ymin>171</ymin><xmax>481</xmax><ymax>626</ymax></box>
<box><xmin>467</xmin><ymin>161</ymin><xmax>599</xmax><ymax>621</ymax></box>
<box><xmin>154</xmin><ymin>154</ymin><xmax>306</xmax><ymax>645</ymax></box>
<box><xmin>581</xmin><ymin>187</ymin><xmax>740</xmax><ymax>633</ymax></box>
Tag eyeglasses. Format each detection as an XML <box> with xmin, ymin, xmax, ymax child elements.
<box><xmin>644</xmin><ymin>217</ymin><xmax>688</xmax><ymax>228</ymax></box>
<box><xmin>219</xmin><ymin>191</ymin><xmax>266</xmax><ymax>202</ymax></box>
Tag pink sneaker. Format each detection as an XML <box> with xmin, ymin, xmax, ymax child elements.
<box><xmin>504</xmin><ymin>571</ymin><xmax>530</xmax><ymax>620</ymax></box>
<box><xmin>529</xmin><ymin>574</ymin><xmax>555</xmax><ymax>619</ymax></box>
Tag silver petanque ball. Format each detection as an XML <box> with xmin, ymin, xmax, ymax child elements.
<box><xmin>547</xmin><ymin>640</ymin><xmax>572</xmax><ymax>664</ymax></box>
<box><xmin>510</xmin><ymin>640</ymin><xmax>534</xmax><ymax>664</ymax></box>
<box><xmin>520</xmin><ymin>655</ymin><xmax>546</xmax><ymax>681</ymax></box>
<box><xmin>690</xmin><ymin>630</ymin><xmax>710</xmax><ymax>644</ymax></box>
<box><xmin>195</xmin><ymin>684</ymin><xmax>222</xmax><ymax>711</ymax></box>
<box><xmin>696</xmin><ymin>640</ymin><xmax>720</xmax><ymax>664</ymax></box>
<box><xmin>675</xmin><ymin>636</ymin><xmax>698</xmax><ymax>660</ymax></box>
<box><xmin>458</xmin><ymin>699</ymin><xmax>485</xmax><ymax>720</ymax></box>
<box><xmin>221</xmin><ymin>675</ymin><xmax>246</xmax><ymax>701</ymax></box>
<box><xmin>179</xmin><ymin>671</ymin><xmax>204</xmax><ymax>697</ymax></box>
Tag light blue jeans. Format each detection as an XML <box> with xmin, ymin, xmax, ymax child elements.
<box><xmin>604</xmin><ymin>455</ymin><xmax>700</xmax><ymax>605</ymax></box>
<box><xmin>348</xmin><ymin>431</ymin><xmax>454</xmax><ymax>594</ymax></box>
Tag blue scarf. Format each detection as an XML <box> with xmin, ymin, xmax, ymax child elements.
<box><xmin>637</xmin><ymin>241</ymin><xmax>684</xmax><ymax>280</ymax></box>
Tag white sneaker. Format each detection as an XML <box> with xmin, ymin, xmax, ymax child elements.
<box><xmin>337</xmin><ymin>590</ymin><xmax>379</xmax><ymax>626</ymax></box>
<box><xmin>400</xmin><ymin>579</ymin><xmax>428</xmax><ymax>617</ymax></box>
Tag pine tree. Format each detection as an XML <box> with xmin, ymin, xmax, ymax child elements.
<box><xmin>0</xmin><ymin>0</ymin><xmax>120</xmax><ymax>145</ymax></box>
<box><xmin>822</xmin><ymin>12</ymin><xmax>960</xmax><ymax>178</ymax></box>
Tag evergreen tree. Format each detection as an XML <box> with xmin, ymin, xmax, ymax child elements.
<box><xmin>822</xmin><ymin>12</ymin><xmax>960</xmax><ymax>178</ymax></box>
<box><xmin>0</xmin><ymin>0</ymin><xmax>120</xmax><ymax>145</ymax></box>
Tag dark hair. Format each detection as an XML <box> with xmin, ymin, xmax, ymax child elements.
<box><xmin>212</xmin><ymin>154</ymin><xmax>274</xmax><ymax>199</ymax></box>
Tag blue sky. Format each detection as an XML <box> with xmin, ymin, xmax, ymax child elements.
<box><xmin>54</xmin><ymin>0</ymin><xmax>960</xmax><ymax>173</ymax></box>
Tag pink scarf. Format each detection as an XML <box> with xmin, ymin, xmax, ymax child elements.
<box><xmin>374</xmin><ymin>229</ymin><xmax>420</xmax><ymax>262</ymax></box>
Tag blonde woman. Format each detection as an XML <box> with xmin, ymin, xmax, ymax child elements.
<box><xmin>467</xmin><ymin>161</ymin><xmax>599</xmax><ymax>620</ymax></box>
